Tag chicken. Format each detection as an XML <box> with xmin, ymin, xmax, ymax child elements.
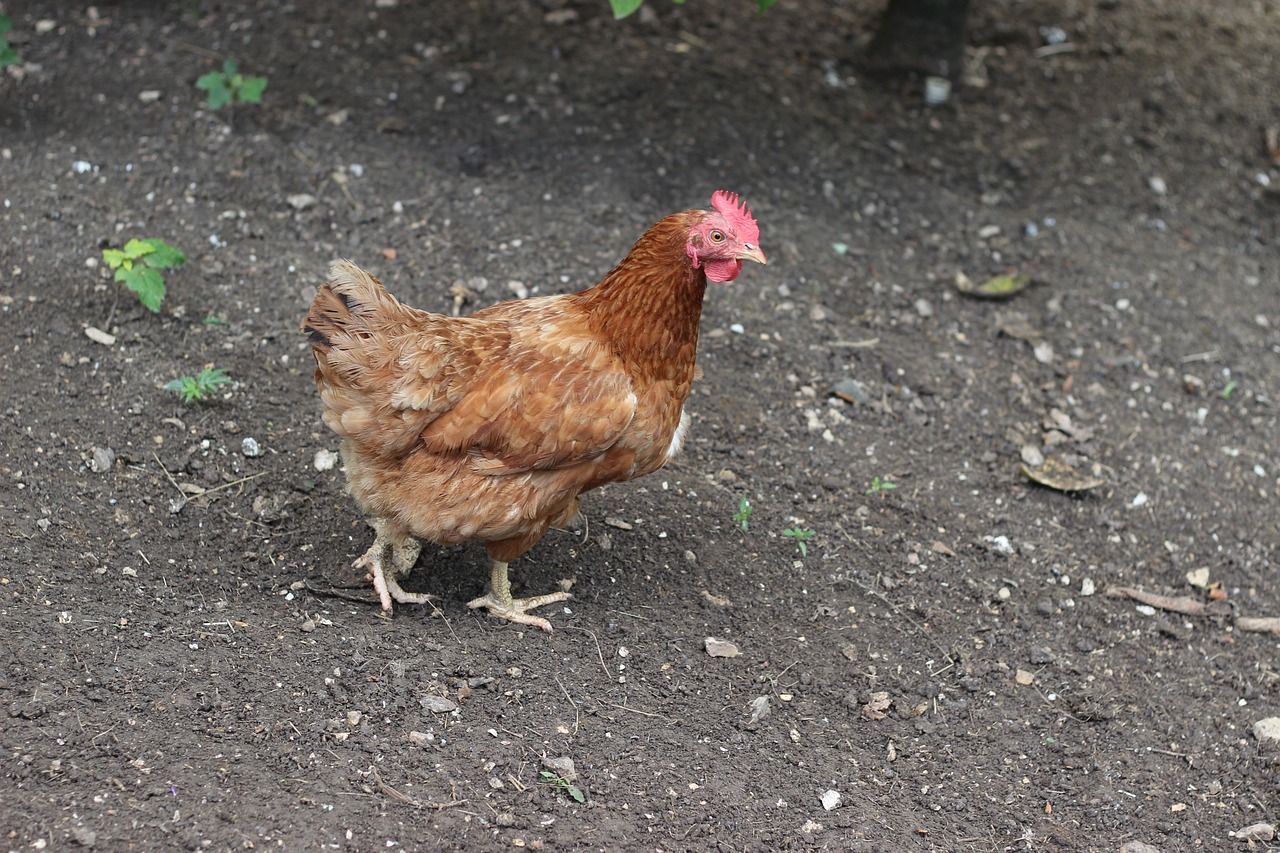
<box><xmin>302</xmin><ymin>191</ymin><xmax>765</xmax><ymax>631</ymax></box>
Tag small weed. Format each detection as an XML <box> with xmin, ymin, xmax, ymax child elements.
<box><xmin>865</xmin><ymin>476</ymin><xmax>898</xmax><ymax>495</ymax></box>
<box><xmin>164</xmin><ymin>367</ymin><xmax>231</xmax><ymax>404</ymax></box>
<box><xmin>196</xmin><ymin>59</ymin><xmax>268</xmax><ymax>109</ymax></box>
<box><xmin>0</xmin><ymin>15</ymin><xmax>20</xmax><ymax>67</ymax></box>
<box><xmin>102</xmin><ymin>238</ymin><xmax>186</xmax><ymax>312</ymax></box>
<box><xmin>538</xmin><ymin>770</ymin><xmax>585</xmax><ymax>803</ymax></box>
<box><xmin>782</xmin><ymin>527</ymin><xmax>815</xmax><ymax>557</ymax></box>
<box><xmin>1220</xmin><ymin>379</ymin><xmax>1239</xmax><ymax>399</ymax></box>
<box><xmin>732</xmin><ymin>496</ymin><xmax>753</xmax><ymax>532</ymax></box>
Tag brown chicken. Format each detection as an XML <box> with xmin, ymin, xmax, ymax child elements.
<box><xmin>302</xmin><ymin>191</ymin><xmax>765</xmax><ymax>631</ymax></box>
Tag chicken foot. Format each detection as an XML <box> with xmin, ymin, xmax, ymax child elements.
<box><xmin>467</xmin><ymin>559</ymin><xmax>572</xmax><ymax>633</ymax></box>
<box><xmin>352</xmin><ymin>518</ymin><xmax>431</xmax><ymax>614</ymax></box>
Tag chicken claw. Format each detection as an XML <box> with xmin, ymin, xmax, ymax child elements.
<box><xmin>353</xmin><ymin>518</ymin><xmax>431</xmax><ymax>614</ymax></box>
<box><xmin>467</xmin><ymin>560</ymin><xmax>572</xmax><ymax>633</ymax></box>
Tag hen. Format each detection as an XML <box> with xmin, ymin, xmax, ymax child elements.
<box><xmin>302</xmin><ymin>191</ymin><xmax>765</xmax><ymax>631</ymax></box>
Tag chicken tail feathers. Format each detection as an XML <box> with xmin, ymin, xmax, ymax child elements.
<box><xmin>303</xmin><ymin>260</ymin><xmax>399</xmax><ymax>349</ymax></box>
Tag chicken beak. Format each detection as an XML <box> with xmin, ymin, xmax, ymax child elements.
<box><xmin>737</xmin><ymin>244</ymin><xmax>768</xmax><ymax>266</ymax></box>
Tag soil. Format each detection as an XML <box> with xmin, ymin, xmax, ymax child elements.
<box><xmin>2</xmin><ymin>0</ymin><xmax>1279</xmax><ymax>850</ymax></box>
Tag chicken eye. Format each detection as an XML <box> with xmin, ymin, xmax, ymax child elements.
<box><xmin>709</xmin><ymin>230</ymin><xmax>725</xmax><ymax>243</ymax></box>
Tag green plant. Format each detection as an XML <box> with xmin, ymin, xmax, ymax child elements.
<box><xmin>196</xmin><ymin>59</ymin><xmax>268</xmax><ymax>109</ymax></box>
<box><xmin>102</xmin><ymin>239</ymin><xmax>186</xmax><ymax>312</ymax></box>
<box><xmin>0</xmin><ymin>15</ymin><xmax>20</xmax><ymax>67</ymax></box>
<box><xmin>865</xmin><ymin>476</ymin><xmax>898</xmax><ymax>496</ymax></box>
<box><xmin>609</xmin><ymin>0</ymin><xmax>778</xmax><ymax>18</ymax></box>
<box><xmin>164</xmin><ymin>367</ymin><xmax>231</xmax><ymax>404</ymax></box>
<box><xmin>732</xmin><ymin>496</ymin><xmax>753</xmax><ymax>532</ymax></box>
<box><xmin>538</xmin><ymin>770</ymin><xmax>585</xmax><ymax>803</ymax></box>
<box><xmin>782</xmin><ymin>527</ymin><xmax>814</xmax><ymax>557</ymax></box>
<box><xmin>1220</xmin><ymin>379</ymin><xmax>1239</xmax><ymax>399</ymax></box>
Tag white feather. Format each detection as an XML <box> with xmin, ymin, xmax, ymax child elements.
<box><xmin>665</xmin><ymin>407</ymin><xmax>690</xmax><ymax>461</ymax></box>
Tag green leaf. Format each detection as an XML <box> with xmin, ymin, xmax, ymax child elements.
<box><xmin>196</xmin><ymin>367</ymin><xmax>232</xmax><ymax>389</ymax></box>
<box><xmin>122</xmin><ymin>266</ymin><xmax>166</xmax><ymax>312</ymax></box>
<box><xmin>566</xmin><ymin>783</ymin><xmax>586</xmax><ymax>803</ymax></box>
<box><xmin>195</xmin><ymin>70</ymin><xmax>223</xmax><ymax>91</ymax></box>
<box><xmin>238</xmin><ymin>75</ymin><xmax>268</xmax><ymax>104</ymax></box>
<box><xmin>164</xmin><ymin>377</ymin><xmax>200</xmax><ymax>404</ymax></box>
<box><xmin>139</xmin><ymin>239</ymin><xmax>186</xmax><ymax>269</ymax></box>
<box><xmin>196</xmin><ymin>71</ymin><xmax>233</xmax><ymax>109</ymax></box>
<box><xmin>222</xmin><ymin>59</ymin><xmax>238</xmax><ymax>76</ymax></box>
<box><xmin>121</xmin><ymin>238</ymin><xmax>156</xmax><ymax>260</ymax></box>
<box><xmin>0</xmin><ymin>15</ymin><xmax>12</xmax><ymax>36</ymax></box>
<box><xmin>0</xmin><ymin>45</ymin><xmax>17</xmax><ymax>68</ymax></box>
<box><xmin>610</xmin><ymin>0</ymin><xmax>644</xmax><ymax>18</ymax></box>
<box><xmin>102</xmin><ymin>248</ymin><xmax>128</xmax><ymax>269</ymax></box>
<box><xmin>756</xmin><ymin>0</ymin><xmax>780</xmax><ymax>10</ymax></box>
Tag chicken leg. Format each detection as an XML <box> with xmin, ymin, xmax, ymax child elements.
<box><xmin>352</xmin><ymin>517</ymin><xmax>431</xmax><ymax>614</ymax></box>
<box><xmin>467</xmin><ymin>559</ymin><xmax>573</xmax><ymax>633</ymax></box>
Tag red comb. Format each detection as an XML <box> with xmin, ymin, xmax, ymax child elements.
<box><xmin>710</xmin><ymin>190</ymin><xmax>760</xmax><ymax>244</ymax></box>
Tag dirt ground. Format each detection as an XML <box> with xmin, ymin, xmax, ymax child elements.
<box><xmin>2</xmin><ymin>0</ymin><xmax>1278</xmax><ymax>850</ymax></box>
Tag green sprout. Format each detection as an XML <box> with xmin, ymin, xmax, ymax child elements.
<box><xmin>164</xmin><ymin>367</ymin><xmax>231</xmax><ymax>404</ymax></box>
<box><xmin>732</xmin><ymin>496</ymin><xmax>753</xmax><ymax>532</ymax></box>
<box><xmin>609</xmin><ymin>0</ymin><xmax>777</xmax><ymax>19</ymax></box>
<box><xmin>865</xmin><ymin>476</ymin><xmax>898</xmax><ymax>496</ymax></box>
<box><xmin>102</xmin><ymin>239</ymin><xmax>186</xmax><ymax>312</ymax></box>
<box><xmin>1220</xmin><ymin>379</ymin><xmax>1239</xmax><ymax>400</ymax></box>
<box><xmin>782</xmin><ymin>527</ymin><xmax>815</xmax><ymax>557</ymax></box>
<box><xmin>0</xmin><ymin>15</ymin><xmax>20</xmax><ymax>67</ymax></box>
<box><xmin>538</xmin><ymin>770</ymin><xmax>585</xmax><ymax>803</ymax></box>
<box><xmin>196</xmin><ymin>59</ymin><xmax>268</xmax><ymax>109</ymax></box>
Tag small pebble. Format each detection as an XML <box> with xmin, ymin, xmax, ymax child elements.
<box><xmin>90</xmin><ymin>446</ymin><xmax>115</xmax><ymax>473</ymax></box>
<box><xmin>421</xmin><ymin>695</ymin><xmax>458</xmax><ymax>713</ymax></box>
<box><xmin>314</xmin><ymin>449</ymin><xmax>339</xmax><ymax>471</ymax></box>
<box><xmin>241</xmin><ymin>437</ymin><xmax>261</xmax><ymax>457</ymax></box>
<box><xmin>821</xmin><ymin>789</ymin><xmax>842</xmax><ymax>811</ymax></box>
<box><xmin>1118</xmin><ymin>842</ymin><xmax>1160</xmax><ymax>853</ymax></box>
<box><xmin>1252</xmin><ymin>717</ymin><xmax>1280</xmax><ymax>745</ymax></box>
<box><xmin>541</xmin><ymin>755</ymin><xmax>577</xmax><ymax>782</ymax></box>
<box><xmin>705</xmin><ymin>637</ymin><xmax>741</xmax><ymax>658</ymax></box>
<box><xmin>287</xmin><ymin>193</ymin><xmax>317</xmax><ymax>211</ymax></box>
<box><xmin>1232</xmin><ymin>823</ymin><xmax>1275</xmax><ymax>842</ymax></box>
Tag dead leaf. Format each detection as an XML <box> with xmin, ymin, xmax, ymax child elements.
<box><xmin>1020</xmin><ymin>457</ymin><xmax>1106</xmax><ymax>492</ymax></box>
<box><xmin>700</xmin><ymin>590</ymin><xmax>732</xmax><ymax>608</ymax></box>
<box><xmin>955</xmin><ymin>271</ymin><xmax>1033</xmax><ymax>299</ymax></box>
<box><xmin>862</xmin><ymin>691</ymin><xmax>891</xmax><ymax>720</ymax></box>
